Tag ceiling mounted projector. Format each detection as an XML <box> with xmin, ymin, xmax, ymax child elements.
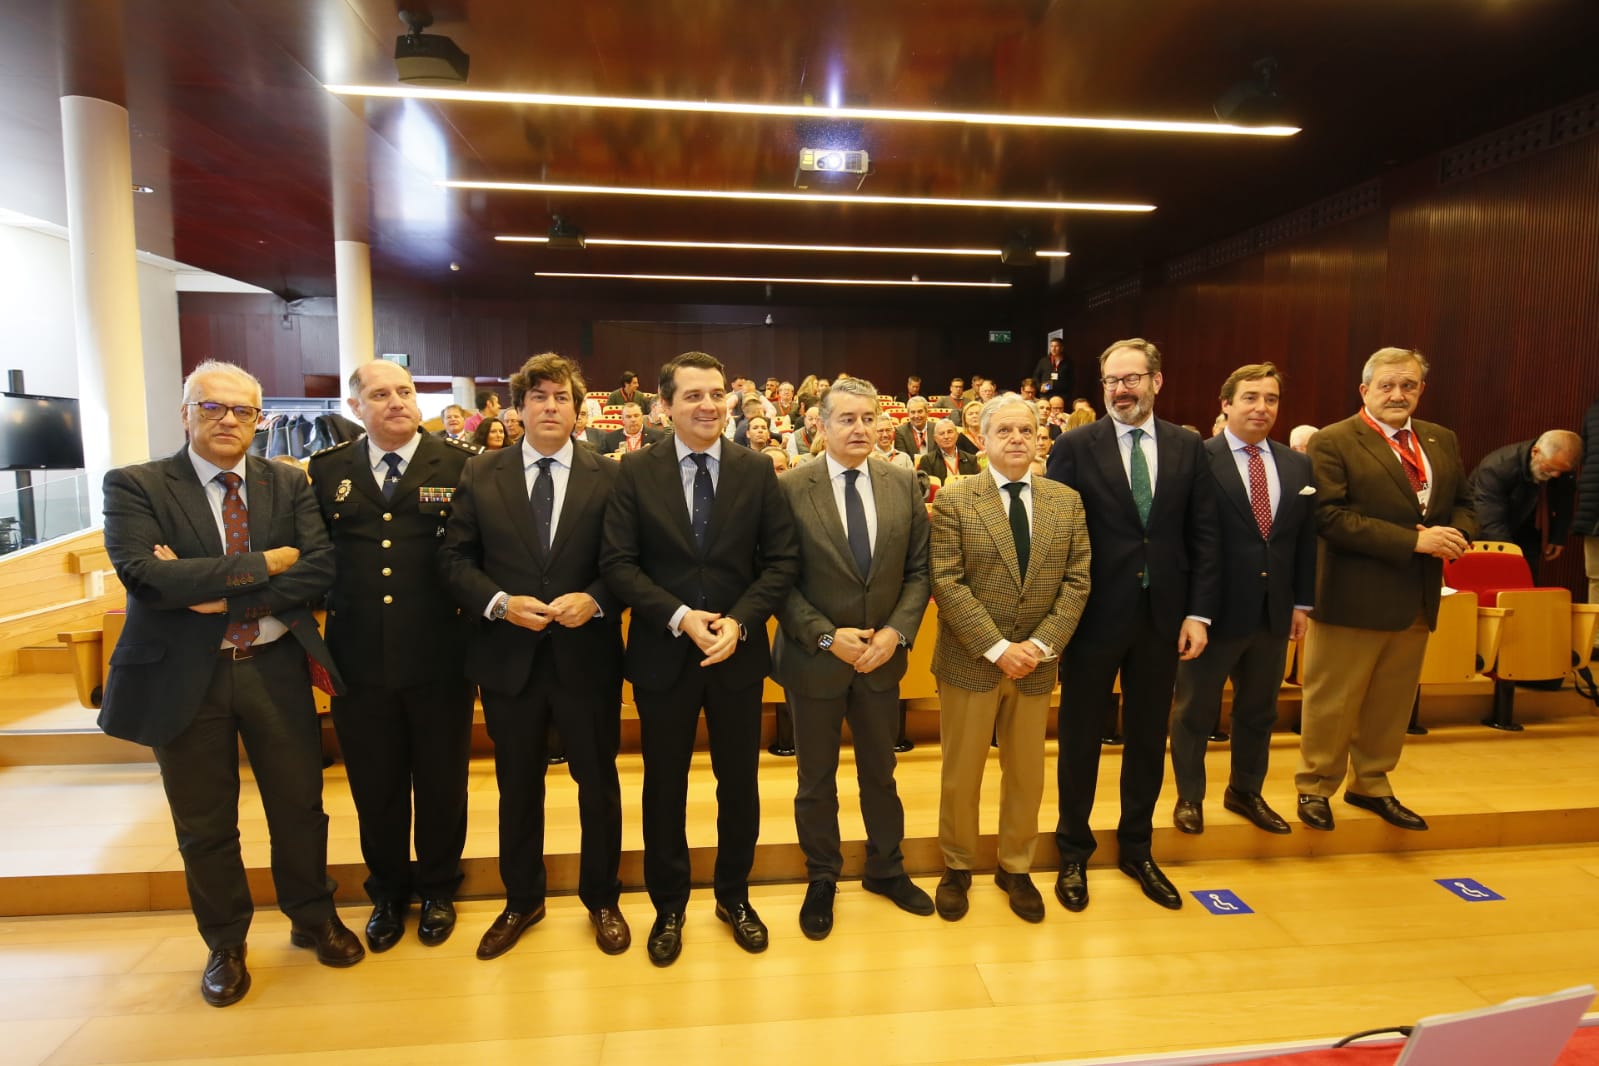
<box><xmin>546</xmin><ymin>216</ymin><xmax>587</xmax><ymax>250</ymax></box>
<box><xmin>1214</xmin><ymin>56</ymin><xmax>1293</xmax><ymax>126</ymax></box>
<box><xmin>795</xmin><ymin>147</ymin><xmax>870</xmax><ymax>189</ymax></box>
<box><xmin>395</xmin><ymin>9</ymin><xmax>470</xmax><ymax>86</ymax></box>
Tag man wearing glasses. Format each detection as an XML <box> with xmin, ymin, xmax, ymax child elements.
<box><xmin>99</xmin><ymin>360</ymin><xmax>361</xmax><ymax>1007</ymax></box>
<box><xmin>1045</xmin><ymin>338</ymin><xmax>1219</xmax><ymax>914</ymax></box>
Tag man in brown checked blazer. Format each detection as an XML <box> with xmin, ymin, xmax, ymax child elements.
<box><xmin>1296</xmin><ymin>347</ymin><xmax>1476</xmax><ymax>832</ymax></box>
<box><xmin>929</xmin><ymin>394</ymin><xmax>1091</xmax><ymax>923</ymax></box>
<box><xmin>773</xmin><ymin>377</ymin><xmax>934</xmax><ymax>940</ymax></box>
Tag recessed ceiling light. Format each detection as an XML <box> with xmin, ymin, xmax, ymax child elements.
<box><xmin>533</xmin><ymin>271</ymin><xmax>1010</xmax><ymax>288</ymax></box>
<box><xmin>497</xmin><ymin>235</ymin><xmax>1069</xmax><ymax>257</ymax></box>
<box><xmin>449</xmin><ymin>180</ymin><xmax>1152</xmax><ymax>214</ymax></box>
<box><xmin>325</xmin><ymin>84</ymin><xmax>1299</xmax><ymax>137</ymax></box>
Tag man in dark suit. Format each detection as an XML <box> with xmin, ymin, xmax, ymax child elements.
<box><xmin>1045</xmin><ymin>337</ymin><xmax>1220</xmax><ymax>913</ymax></box>
<box><xmin>600</xmin><ymin>350</ymin><xmax>800</xmax><ymax>966</ymax></box>
<box><xmin>572</xmin><ymin>407</ymin><xmax>608</xmax><ymax>450</ymax></box>
<box><xmin>1033</xmin><ymin>336</ymin><xmax>1070</xmax><ymax>399</ymax></box>
<box><xmin>439</xmin><ymin>352</ymin><xmax>630</xmax><ymax>958</ymax></box>
<box><xmin>1469</xmin><ymin>431</ymin><xmax>1580</xmax><ymax>581</ymax></box>
<box><xmin>895</xmin><ymin>397</ymin><xmax>933</xmax><ymax>457</ymax></box>
<box><xmin>773</xmin><ymin>377</ymin><xmax>934</xmax><ymax>940</ymax></box>
<box><xmin>99</xmin><ymin>360</ymin><xmax>361</xmax><ymax>1008</ymax></box>
<box><xmin>931</xmin><ymin>395</ymin><xmax>1091</xmax><ymax>922</ymax></box>
<box><xmin>1296</xmin><ymin>347</ymin><xmax>1476</xmax><ymax>832</ymax></box>
<box><xmin>307</xmin><ymin>360</ymin><xmax>477</xmax><ymax>952</ymax></box>
<box><xmin>918</xmin><ymin>418</ymin><xmax>981</xmax><ymax>484</ymax></box>
<box><xmin>1169</xmin><ymin>363</ymin><xmax>1316</xmax><ymax>837</ymax></box>
<box><xmin>600</xmin><ymin>401</ymin><xmax>665</xmax><ymax>454</ymax></box>
<box><xmin>436</xmin><ymin>403</ymin><xmax>469</xmax><ymax>441</ymax></box>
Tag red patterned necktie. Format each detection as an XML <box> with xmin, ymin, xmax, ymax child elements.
<box><xmin>1392</xmin><ymin>429</ymin><xmax>1426</xmax><ymax>494</ymax></box>
<box><xmin>216</xmin><ymin>472</ymin><xmax>259</xmax><ymax>650</ymax></box>
<box><xmin>1244</xmin><ymin>444</ymin><xmax>1272</xmax><ymax>539</ymax></box>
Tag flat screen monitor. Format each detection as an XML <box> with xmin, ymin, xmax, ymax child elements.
<box><xmin>0</xmin><ymin>392</ymin><xmax>85</xmax><ymax>471</ymax></box>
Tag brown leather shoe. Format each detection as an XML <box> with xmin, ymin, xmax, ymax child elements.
<box><xmin>475</xmin><ymin>905</ymin><xmax>546</xmax><ymax>960</ymax></box>
<box><xmin>200</xmin><ymin>944</ymin><xmax>249</xmax><ymax>1007</ymax></box>
<box><xmin>1224</xmin><ymin>787</ymin><xmax>1291</xmax><ymax>834</ymax></box>
<box><xmin>994</xmin><ymin>869</ymin><xmax>1045</xmax><ymax>923</ymax></box>
<box><xmin>289</xmin><ymin>915</ymin><xmax>365</xmax><ymax>967</ymax></box>
<box><xmin>589</xmin><ymin>906</ymin><xmax>632</xmax><ymax>955</ymax></box>
<box><xmin>1297</xmin><ymin>793</ymin><xmax>1335</xmax><ymax>831</ymax></box>
<box><xmin>1173</xmin><ymin>798</ymin><xmax>1204</xmax><ymax>834</ymax></box>
<box><xmin>934</xmin><ymin>867</ymin><xmax>971</xmax><ymax>922</ymax></box>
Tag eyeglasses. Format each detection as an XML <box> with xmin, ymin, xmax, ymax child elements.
<box><xmin>1100</xmin><ymin>373</ymin><xmax>1150</xmax><ymax>390</ymax></box>
<box><xmin>187</xmin><ymin>401</ymin><xmax>262</xmax><ymax>423</ymax></box>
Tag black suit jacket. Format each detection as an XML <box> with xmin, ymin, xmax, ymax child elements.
<box><xmin>99</xmin><ymin>449</ymin><xmax>341</xmax><ymax>747</ymax></box>
<box><xmin>600</xmin><ymin>437</ymin><xmax>800</xmax><ymax>691</ymax></box>
<box><xmin>308</xmin><ymin>433</ymin><xmax>475</xmax><ymax>688</ymax></box>
<box><xmin>1201</xmin><ymin>434</ymin><xmax>1317</xmax><ymax>639</ymax></box>
<box><xmin>600</xmin><ymin>425</ymin><xmax>665</xmax><ymax>453</ymax></box>
<box><xmin>1032</xmin><ymin>354</ymin><xmax>1071</xmax><ymax>397</ymax></box>
<box><xmin>1471</xmin><ymin>439</ymin><xmax>1575</xmax><ymax>550</ymax></box>
<box><xmin>1045</xmin><ymin>416</ymin><xmax>1220</xmax><ymax>641</ymax></box>
<box><xmin>918</xmin><ymin>449</ymin><xmax>980</xmax><ymax>481</ymax></box>
<box><xmin>439</xmin><ymin>443</ymin><xmax>623</xmax><ymax>698</ymax></box>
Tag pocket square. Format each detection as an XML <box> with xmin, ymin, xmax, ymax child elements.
<box><xmin>1298</xmin><ymin>485</ymin><xmax>1316</xmax><ymax>496</ymax></box>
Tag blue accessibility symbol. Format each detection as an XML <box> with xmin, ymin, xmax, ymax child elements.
<box><xmin>1191</xmin><ymin>889</ymin><xmax>1254</xmax><ymax>915</ymax></box>
<box><xmin>1435</xmin><ymin>878</ymin><xmax>1504</xmax><ymax>901</ymax></box>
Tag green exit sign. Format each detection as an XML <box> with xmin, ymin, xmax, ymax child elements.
<box><xmin>988</xmin><ymin>330</ymin><xmax>1012</xmax><ymax>343</ymax></box>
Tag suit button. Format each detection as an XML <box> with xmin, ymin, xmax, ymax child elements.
<box><xmin>383</xmin><ymin>595</ymin><xmax>393</xmax><ymax>604</ymax></box>
<box><xmin>382</xmin><ymin>567</ymin><xmax>392</xmax><ymax>577</ymax></box>
<box><xmin>381</xmin><ymin>539</ymin><xmax>392</xmax><ymax>548</ymax></box>
<box><xmin>332</xmin><ymin>512</ymin><xmax>340</xmax><ymax>520</ymax></box>
<box><xmin>1137</xmin><ymin>570</ymin><xmax>1145</xmax><ymax>581</ymax></box>
<box><xmin>383</xmin><ymin>512</ymin><xmax>393</xmax><ymax>521</ymax></box>
<box><xmin>1260</xmin><ymin>571</ymin><xmax>1269</xmax><ymax>578</ymax></box>
<box><xmin>439</xmin><ymin>509</ymin><xmax>447</xmax><ymax>516</ymax></box>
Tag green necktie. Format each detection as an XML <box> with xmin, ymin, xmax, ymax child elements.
<box><xmin>1004</xmin><ymin>481</ymin><xmax>1030</xmax><ymax>579</ymax></box>
<box><xmin>1129</xmin><ymin>427</ymin><xmax>1152</xmax><ymax>589</ymax></box>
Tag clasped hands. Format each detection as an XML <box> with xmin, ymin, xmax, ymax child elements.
<box><xmin>828</xmin><ymin>627</ymin><xmax>901</xmax><ymax>675</ymax></box>
<box><xmin>505</xmin><ymin>593</ymin><xmax>599</xmax><ymax>633</ymax></box>
<box><xmin>681</xmin><ymin>609</ymin><xmax>740</xmax><ymax>667</ymax></box>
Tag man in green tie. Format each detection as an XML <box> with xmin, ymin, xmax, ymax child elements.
<box><xmin>1044</xmin><ymin>339</ymin><xmax>1220</xmax><ymax>914</ymax></box>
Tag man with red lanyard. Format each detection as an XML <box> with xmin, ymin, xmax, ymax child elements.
<box><xmin>1033</xmin><ymin>336</ymin><xmax>1070</xmax><ymax>399</ymax></box>
<box><xmin>1294</xmin><ymin>347</ymin><xmax>1475</xmax><ymax>833</ymax></box>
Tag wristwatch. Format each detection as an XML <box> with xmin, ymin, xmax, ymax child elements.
<box><xmin>490</xmin><ymin>596</ymin><xmax>510</xmax><ymax>621</ymax></box>
<box><xmin>817</xmin><ymin>633</ymin><xmax>834</xmax><ymax>651</ymax></box>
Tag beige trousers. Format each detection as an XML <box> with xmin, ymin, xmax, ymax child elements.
<box><xmin>937</xmin><ymin>679</ymin><xmax>1050</xmax><ymax>874</ymax></box>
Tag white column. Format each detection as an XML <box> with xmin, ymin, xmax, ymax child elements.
<box><xmin>452</xmin><ymin>376</ymin><xmax>476</xmax><ymax>409</ymax></box>
<box><xmin>334</xmin><ymin>239</ymin><xmax>374</xmax><ymax>390</ymax></box>
<box><xmin>60</xmin><ymin>95</ymin><xmax>149</xmax><ymax>515</ymax></box>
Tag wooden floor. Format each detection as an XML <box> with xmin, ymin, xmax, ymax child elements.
<box><xmin>2</xmin><ymin>672</ymin><xmax>1598</xmax><ymax>1064</ymax></box>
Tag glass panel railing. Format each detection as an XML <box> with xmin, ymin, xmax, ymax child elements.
<box><xmin>0</xmin><ymin>471</ymin><xmax>92</xmax><ymax>555</ymax></box>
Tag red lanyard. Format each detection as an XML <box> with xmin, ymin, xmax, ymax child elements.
<box><xmin>1360</xmin><ymin>408</ymin><xmax>1426</xmax><ymax>489</ymax></box>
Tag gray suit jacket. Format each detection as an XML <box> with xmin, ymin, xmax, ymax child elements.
<box><xmin>772</xmin><ymin>458</ymin><xmax>931</xmax><ymax>698</ymax></box>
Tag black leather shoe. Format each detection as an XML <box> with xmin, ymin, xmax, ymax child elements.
<box><xmin>289</xmin><ymin>915</ymin><xmax>365</xmax><ymax>967</ymax></box>
<box><xmin>799</xmin><ymin>880</ymin><xmax>836</xmax><ymax>940</ymax></box>
<box><xmin>1345</xmin><ymin>792</ymin><xmax>1429</xmax><ymax>831</ymax></box>
<box><xmin>364</xmin><ymin>900</ymin><xmax>406</xmax><ymax>953</ymax></box>
<box><xmin>893</xmin><ymin>737</ymin><xmax>915</xmax><ymax>753</ymax></box>
<box><xmin>475</xmin><ymin>905</ymin><xmax>546</xmax><ymax>960</ymax></box>
<box><xmin>716</xmin><ymin>900</ymin><xmax>769</xmax><ymax>953</ymax></box>
<box><xmin>589</xmin><ymin>906</ymin><xmax>632</xmax><ymax>955</ymax></box>
<box><xmin>767</xmin><ymin>741</ymin><xmax>797</xmax><ymax>756</ymax></box>
<box><xmin>1297</xmin><ymin>793</ymin><xmax>1335</xmax><ymax>831</ymax></box>
<box><xmin>934</xmin><ymin>867</ymin><xmax>971</xmax><ymax>921</ymax></box>
<box><xmin>200</xmin><ymin>944</ymin><xmax>249</xmax><ymax>1007</ymax></box>
<box><xmin>862</xmin><ymin>873</ymin><xmax>934</xmax><ymax>916</ymax></box>
<box><xmin>1119</xmin><ymin>858</ymin><xmax>1183</xmax><ymax>910</ymax></box>
<box><xmin>1173</xmin><ymin>798</ymin><xmax>1204</xmax><ymax>834</ymax></box>
<box><xmin>417</xmin><ymin>898</ymin><xmax>456</xmax><ymax>946</ymax></box>
<box><xmin>647</xmin><ymin>911</ymin><xmax>685</xmax><ymax>967</ymax></box>
<box><xmin>1225</xmin><ymin>786</ymin><xmax>1292</xmax><ymax>834</ymax></box>
<box><xmin>995</xmin><ymin>869</ymin><xmax>1046</xmax><ymax>923</ymax></box>
<box><xmin>1054</xmin><ymin>863</ymin><xmax>1088</xmax><ymax>912</ymax></box>
<box><xmin>1101</xmin><ymin>732</ymin><xmax>1124</xmax><ymax>745</ymax></box>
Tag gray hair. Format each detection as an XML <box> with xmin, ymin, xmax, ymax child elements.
<box><xmin>907</xmin><ymin>395</ymin><xmax>929</xmax><ymax>412</ymax></box>
<box><xmin>1361</xmin><ymin>347</ymin><xmax>1429</xmax><ymax>385</ymax></box>
<box><xmin>932</xmin><ymin>417</ymin><xmax>959</xmax><ymax>436</ymax></box>
<box><xmin>978</xmin><ymin>393</ymin><xmax>1038</xmax><ymax>438</ymax></box>
<box><xmin>820</xmin><ymin>376</ymin><xmax>879</xmax><ymax>423</ymax></box>
<box><xmin>1288</xmin><ymin>424</ymin><xmax>1318</xmax><ymax>449</ymax></box>
<box><xmin>183</xmin><ymin>360</ymin><xmax>261</xmax><ymax>405</ymax></box>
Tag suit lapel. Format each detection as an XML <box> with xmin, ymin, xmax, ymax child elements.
<box><xmin>493</xmin><ymin>448</ymin><xmax>546</xmax><ymax>561</ymax></box>
<box><xmin>1150</xmin><ymin>420</ymin><xmax>1185</xmax><ymax>521</ymax></box>
<box><xmin>1026</xmin><ymin>478</ymin><xmax>1059</xmax><ymax>584</ymax></box>
<box><xmin>344</xmin><ymin>438</ymin><xmax>388</xmax><ymax>508</ymax></box>
<box><xmin>166</xmin><ymin>450</ymin><xmax>224</xmax><ymax>554</ymax></box>
<box><xmin>548</xmin><ymin>446</ymin><xmax>597</xmax><ymax>565</ymax></box>
<box><xmin>1415</xmin><ymin>421</ymin><xmax>1452</xmax><ymax>522</ymax></box>
<box><xmin>865</xmin><ymin>459</ymin><xmax>899</xmax><ymax>584</ymax></box>
<box><xmin>653</xmin><ymin>438</ymin><xmax>698</xmax><ymax>550</ymax></box>
<box><xmin>244</xmin><ymin>456</ymin><xmax>275</xmax><ymax>549</ymax></box>
<box><xmin>1090</xmin><ymin>419</ymin><xmax>1140</xmax><ymax>525</ymax></box>
<box><xmin>1209</xmin><ymin>437</ymin><xmax>1255</xmax><ymax>530</ymax></box>
<box><xmin>1354</xmin><ymin>419</ymin><xmax>1424</xmax><ymax>517</ymax></box>
<box><xmin>1267</xmin><ymin>440</ymin><xmax>1306</xmax><ymax>531</ymax></box>
<box><xmin>805</xmin><ymin>462</ymin><xmax>856</xmax><ymax>579</ymax></box>
<box><xmin>973</xmin><ymin>474</ymin><xmax>1023</xmax><ymax>588</ymax></box>
<box><xmin>703</xmin><ymin>445</ymin><xmax>743</xmax><ymax>555</ymax></box>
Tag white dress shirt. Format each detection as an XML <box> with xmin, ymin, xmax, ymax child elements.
<box><xmin>825</xmin><ymin>453</ymin><xmax>878</xmax><ymax>552</ymax></box>
<box><xmin>365</xmin><ymin>433</ymin><xmax>422</xmax><ymax>492</ymax></box>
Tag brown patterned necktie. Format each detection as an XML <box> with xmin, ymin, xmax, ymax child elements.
<box><xmin>1244</xmin><ymin>444</ymin><xmax>1273</xmax><ymax>539</ymax></box>
<box><xmin>216</xmin><ymin>473</ymin><xmax>259</xmax><ymax>650</ymax></box>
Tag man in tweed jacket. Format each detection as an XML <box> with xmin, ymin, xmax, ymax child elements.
<box><xmin>929</xmin><ymin>395</ymin><xmax>1091</xmax><ymax>923</ymax></box>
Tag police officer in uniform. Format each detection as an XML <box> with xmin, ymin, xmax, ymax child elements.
<box><xmin>308</xmin><ymin>360</ymin><xmax>479</xmax><ymax>952</ymax></box>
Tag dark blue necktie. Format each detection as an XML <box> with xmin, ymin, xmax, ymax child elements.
<box><xmin>531</xmin><ymin>457</ymin><xmax>554</xmax><ymax>554</ymax></box>
<box><xmin>843</xmin><ymin>467</ymin><xmax>871</xmax><ymax>578</ymax></box>
<box><xmin>1004</xmin><ymin>481</ymin><xmax>1030</xmax><ymax>579</ymax></box>
<box><xmin>690</xmin><ymin>453</ymin><xmax>713</xmax><ymax>547</ymax></box>
<box><xmin>380</xmin><ymin>452</ymin><xmax>403</xmax><ymax>500</ymax></box>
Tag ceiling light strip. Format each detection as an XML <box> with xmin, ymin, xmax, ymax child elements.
<box><xmin>534</xmin><ymin>271</ymin><xmax>1010</xmax><ymax>288</ymax></box>
<box><xmin>497</xmin><ymin>235</ymin><xmax>1069</xmax><ymax>257</ymax></box>
<box><xmin>325</xmin><ymin>84</ymin><xmax>1298</xmax><ymax>137</ymax></box>
<box><xmin>451</xmin><ymin>180</ymin><xmax>1152</xmax><ymax>213</ymax></box>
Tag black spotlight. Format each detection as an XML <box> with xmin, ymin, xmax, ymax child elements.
<box><xmin>395</xmin><ymin>9</ymin><xmax>470</xmax><ymax>86</ymax></box>
<box><xmin>1214</xmin><ymin>57</ymin><xmax>1293</xmax><ymax>126</ymax></box>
